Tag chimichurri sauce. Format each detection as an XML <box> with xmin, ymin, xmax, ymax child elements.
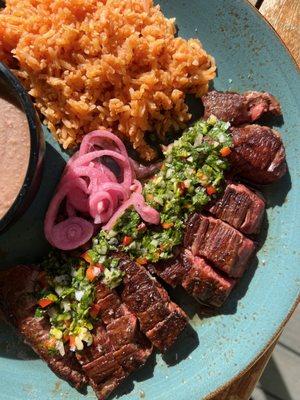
<box><xmin>89</xmin><ymin>116</ymin><xmax>232</xmax><ymax>267</ymax></box>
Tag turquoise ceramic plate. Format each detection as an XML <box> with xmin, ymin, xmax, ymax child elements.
<box><xmin>0</xmin><ymin>1</ymin><xmax>299</xmax><ymax>399</ymax></box>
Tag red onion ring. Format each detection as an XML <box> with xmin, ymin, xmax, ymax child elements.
<box><xmin>89</xmin><ymin>191</ymin><xmax>114</xmax><ymax>224</ymax></box>
<box><xmin>79</xmin><ymin>130</ymin><xmax>128</xmax><ymax>157</ymax></box>
<box><xmin>44</xmin><ymin>179</ymin><xmax>93</xmax><ymax>249</ymax></box>
<box><xmin>44</xmin><ymin>130</ymin><xmax>160</xmax><ymax>250</ymax></box>
<box><xmin>66</xmin><ymin>200</ymin><xmax>76</xmax><ymax>217</ymax></box>
<box><xmin>72</xmin><ymin>150</ymin><xmax>132</xmax><ymax>188</ymax></box>
<box><xmin>131</xmin><ymin>193</ymin><xmax>160</xmax><ymax>225</ymax></box>
<box><xmin>51</xmin><ymin>217</ymin><xmax>94</xmax><ymax>251</ymax></box>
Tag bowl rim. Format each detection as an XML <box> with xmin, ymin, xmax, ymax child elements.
<box><xmin>0</xmin><ymin>62</ymin><xmax>44</xmax><ymax>231</ymax></box>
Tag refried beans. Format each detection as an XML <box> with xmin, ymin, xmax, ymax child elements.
<box><xmin>0</xmin><ymin>91</ymin><xmax>30</xmax><ymax>219</ymax></box>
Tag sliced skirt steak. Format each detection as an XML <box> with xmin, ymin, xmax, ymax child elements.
<box><xmin>0</xmin><ymin>265</ymin><xmax>86</xmax><ymax>389</ymax></box>
<box><xmin>118</xmin><ymin>257</ymin><xmax>187</xmax><ymax>352</ymax></box>
<box><xmin>182</xmin><ymin>250</ymin><xmax>236</xmax><ymax>307</ymax></box>
<box><xmin>77</xmin><ymin>283</ymin><xmax>152</xmax><ymax>400</ymax></box>
<box><xmin>229</xmin><ymin>124</ymin><xmax>287</xmax><ymax>184</ymax></box>
<box><xmin>208</xmin><ymin>182</ymin><xmax>265</xmax><ymax>235</ymax></box>
<box><xmin>202</xmin><ymin>90</ymin><xmax>281</xmax><ymax>125</ymax></box>
<box><xmin>185</xmin><ymin>214</ymin><xmax>255</xmax><ymax>278</ymax></box>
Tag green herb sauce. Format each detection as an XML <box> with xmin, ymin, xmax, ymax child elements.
<box><xmin>36</xmin><ymin>252</ymin><xmax>95</xmax><ymax>353</ymax></box>
<box><xmin>89</xmin><ymin>117</ymin><xmax>232</xmax><ymax>264</ymax></box>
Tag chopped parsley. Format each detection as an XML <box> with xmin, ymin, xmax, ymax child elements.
<box><xmin>36</xmin><ymin>252</ymin><xmax>95</xmax><ymax>354</ymax></box>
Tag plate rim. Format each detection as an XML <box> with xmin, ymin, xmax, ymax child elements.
<box><xmin>205</xmin><ymin>298</ymin><xmax>299</xmax><ymax>399</ymax></box>
<box><xmin>206</xmin><ymin>0</ymin><xmax>300</xmax><ymax>396</ymax></box>
<box><xmin>0</xmin><ymin>1</ymin><xmax>299</xmax><ymax>399</ymax></box>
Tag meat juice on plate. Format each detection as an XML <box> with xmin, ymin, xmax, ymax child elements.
<box><xmin>0</xmin><ymin>90</ymin><xmax>30</xmax><ymax>219</ymax></box>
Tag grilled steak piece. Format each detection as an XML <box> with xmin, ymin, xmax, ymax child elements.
<box><xmin>106</xmin><ymin>314</ymin><xmax>138</xmax><ymax>350</ymax></box>
<box><xmin>77</xmin><ymin>283</ymin><xmax>152</xmax><ymax>400</ymax></box>
<box><xmin>202</xmin><ymin>90</ymin><xmax>281</xmax><ymax>125</ymax></box>
<box><xmin>150</xmin><ymin>253</ymin><xmax>236</xmax><ymax>308</ymax></box>
<box><xmin>94</xmin><ymin>291</ymin><xmax>127</xmax><ymax>325</ymax></box>
<box><xmin>182</xmin><ymin>250</ymin><xmax>236</xmax><ymax>307</ymax></box>
<box><xmin>208</xmin><ymin>182</ymin><xmax>265</xmax><ymax>234</ymax></box>
<box><xmin>183</xmin><ymin>213</ymin><xmax>202</xmax><ymax>248</ymax></box>
<box><xmin>186</xmin><ymin>214</ymin><xmax>255</xmax><ymax>278</ymax></box>
<box><xmin>229</xmin><ymin>124</ymin><xmax>287</xmax><ymax>184</ymax></box>
<box><xmin>145</xmin><ymin>302</ymin><xmax>188</xmax><ymax>351</ymax></box>
<box><xmin>0</xmin><ymin>265</ymin><xmax>86</xmax><ymax>389</ymax></box>
<box><xmin>118</xmin><ymin>257</ymin><xmax>187</xmax><ymax>352</ymax></box>
<box><xmin>137</xmin><ymin>302</ymin><xmax>171</xmax><ymax>332</ymax></box>
<box><xmin>148</xmin><ymin>257</ymin><xmax>187</xmax><ymax>288</ymax></box>
<box><xmin>149</xmin><ymin>185</ymin><xmax>260</xmax><ymax>306</ymax></box>
<box><xmin>78</xmin><ymin>324</ymin><xmax>112</xmax><ymax>365</ymax></box>
<box><xmin>82</xmin><ymin>352</ymin><xmax>126</xmax><ymax>400</ymax></box>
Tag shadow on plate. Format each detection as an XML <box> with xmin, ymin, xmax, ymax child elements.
<box><xmin>257</xmin><ymin>112</ymin><xmax>284</xmax><ymax>128</ymax></box>
<box><xmin>260</xmin><ymin>169</ymin><xmax>292</xmax><ymax>209</ymax></box>
<box><xmin>0</xmin><ymin>319</ymin><xmax>37</xmax><ymax>360</ymax></box>
<box><xmin>162</xmin><ymin>324</ymin><xmax>199</xmax><ymax>366</ymax></box>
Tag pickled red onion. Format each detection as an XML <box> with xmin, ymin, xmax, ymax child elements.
<box><xmin>131</xmin><ymin>193</ymin><xmax>160</xmax><ymax>224</ymax></box>
<box><xmin>66</xmin><ymin>200</ymin><xmax>76</xmax><ymax>217</ymax></box>
<box><xmin>44</xmin><ymin>130</ymin><xmax>160</xmax><ymax>250</ymax></box>
<box><xmin>89</xmin><ymin>191</ymin><xmax>114</xmax><ymax>225</ymax></box>
<box><xmin>44</xmin><ymin>179</ymin><xmax>93</xmax><ymax>249</ymax></box>
<box><xmin>72</xmin><ymin>149</ymin><xmax>132</xmax><ymax>187</ymax></box>
<box><xmin>50</xmin><ymin>217</ymin><xmax>94</xmax><ymax>251</ymax></box>
<box><xmin>130</xmin><ymin>179</ymin><xmax>143</xmax><ymax>194</ymax></box>
<box><xmin>68</xmin><ymin>187</ymin><xmax>89</xmax><ymax>213</ymax></box>
<box><xmin>79</xmin><ymin>130</ymin><xmax>128</xmax><ymax>157</ymax></box>
<box><xmin>102</xmin><ymin>197</ymin><xmax>135</xmax><ymax>231</ymax></box>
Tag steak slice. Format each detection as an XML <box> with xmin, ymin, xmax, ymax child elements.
<box><xmin>202</xmin><ymin>90</ymin><xmax>281</xmax><ymax>125</ymax></box>
<box><xmin>0</xmin><ymin>265</ymin><xmax>86</xmax><ymax>389</ymax></box>
<box><xmin>229</xmin><ymin>124</ymin><xmax>287</xmax><ymax>184</ymax></box>
<box><xmin>187</xmin><ymin>214</ymin><xmax>255</xmax><ymax>278</ymax></box>
<box><xmin>148</xmin><ymin>257</ymin><xmax>187</xmax><ymax>288</ymax></box>
<box><xmin>77</xmin><ymin>324</ymin><xmax>112</xmax><ymax>365</ymax></box>
<box><xmin>183</xmin><ymin>213</ymin><xmax>202</xmax><ymax>248</ymax></box>
<box><xmin>137</xmin><ymin>302</ymin><xmax>171</xmax><ymax>332</ymax></box>
<box><xmin>114</xmin><ymin>341</ymin><xmax>151</xmax><ymax>373</ymax></box>
<box><xmin>118</xmin><ymin>257</ymin><xmax>187</xmax><ymax>352</ymax></box>
<box><xmin>106</xmin><ymin>314</ymin><xmax>138</xmax><ymax>350</ymax></box>
<box><xmin>77</xmin><ymin>321</ymin><xmax>127</xmax><ymax>400</ymax></box>
<box><xmin>82</xmin><ymin>353</ymin><xmax>126</xmax><ymax>399</ymax></box>
<box><xmin>77</xmin><ymin>283</ymin><xmax>152</xmax><ymax>400</ymax></box>
<box><xmin>145</xmin><ymin>303</ymin><xmax>188</xmax><ymax>352</ymax></box>
<box><xmin>94</xmin><ymin>292</ymin><xmax>127</xmax><ymax>325</ymax></box>
<box><xmin>208</xmin><ymin>182</ymin><xmax>265</xmax><ymax>234</ymax></box>
<box><xmin>182</xmin><ymin>250</ymin><xmax>236</xmax><ymax>307</ymax></box>
<box><xmin>149</xmin><ymin>253</ymin><xmax>235</xmax><ymax>308</ymax></box>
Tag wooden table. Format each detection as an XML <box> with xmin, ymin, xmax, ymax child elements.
<box><xmin>210</xmin><ymin>1</ymin><xmax>299</xmax><ymax>399</ymax></box>
<box><xmin>0</xmin><ymin>1</ymin><xmax>297</xmax><ymax>399</ymax></box>
<box><xmin>249</xmin><ymin>0</ymin><xmax>299</xmax><ymax>66</ymax></box>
